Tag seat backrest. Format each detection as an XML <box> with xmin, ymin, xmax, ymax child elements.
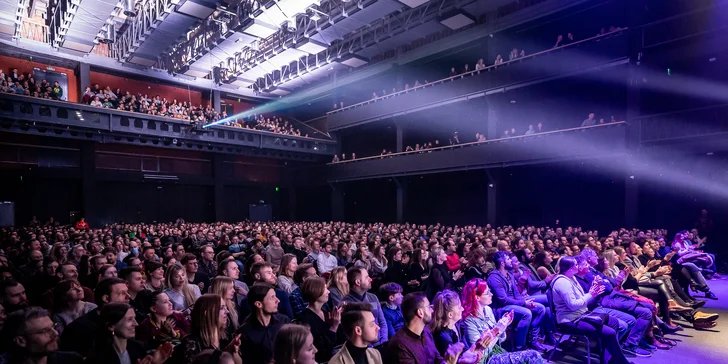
<box><xmin>547</xmin><ymin>276</ymin><xmax>566</xmax><ymax>330</ymax></box>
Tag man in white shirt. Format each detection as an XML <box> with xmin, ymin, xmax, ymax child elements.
<box><xmin>317</xmin><ymin>242</ymin><xmax>338</xmax><ymax>274</ymax></box>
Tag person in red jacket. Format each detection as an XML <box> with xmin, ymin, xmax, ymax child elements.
<box><xmin>444</xmin><ymin>241</ymin><xmax>461</xmax><ymax>271</ymax></box>
<box><xmin>75</xmin><ymin>218</ymin><xmax>88</xmax><ymax>230</ymax></box>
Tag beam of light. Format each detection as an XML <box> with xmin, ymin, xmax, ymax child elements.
<box><xmin>498</xmin><ymin>126</ymin><xmax>728</xmax><ymax>201</ymax></box>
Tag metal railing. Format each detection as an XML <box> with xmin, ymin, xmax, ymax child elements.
<box><xmin>327</xmin><ymin>28</ymin><xmax>627</xmax><ymax>115</ymax></box>
<box><xmin>19</xmin><ymin>20</ymin><xmax>50</xmax><ymax>44</ymax></box>
<box><xmin>328</xmin><ymin>122</ymin><xmax>626</xmax><ymax>165</ymax></box>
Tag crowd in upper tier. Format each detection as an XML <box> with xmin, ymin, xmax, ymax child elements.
<box><xmin>0</xmin><ymin>68</ymin><xmax>314</xmax><ymax>138</ymax></box>
<box><xmin>330</xmin><ymin>25</ymin><xmax>625</xmax><ymax>114</ymax></box>
<box><xmin>0</xmin><ymin>208</ymin><xmax>720</xmax><ymax>364</ymax></box>
<box><xmin>332</xmin><ymin>112</ymin><xmax>621</xmax><ymax>163</ymax></box>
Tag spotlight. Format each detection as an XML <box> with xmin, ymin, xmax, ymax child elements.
<box><xmin>284</xmin><ymin>19</ymin><xmax>296</xmax><ymax>32</ymax></box>
<box><xmin>123</xmin><ymin>0</ymin><xmax>137</xmax><ymax>17</ymax></box>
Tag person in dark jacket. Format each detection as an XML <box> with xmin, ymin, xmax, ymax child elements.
<box><xmin>59</xmin><ymin>278</ymin><xmax>130</xmax><ymax>357</ymax></box>
<box><xmin>486</xmin><ymin>252</ymin><xmax>547</xmax><ymax>351</ymax></box>
<box><xmin>86</xmin><ymin>303</ymin><xmax>149</xmax><ymax>364</ymax></box>
<box><xmin>428</xmin><ymin>247</ymin><xmax>463</xmax><ymax>300</ymax></box>
<box><xmin>2</xmin><ymin>307</ymin><xmax>84</xmax><ymax>364</ymax></box>
<box><xmin>296</xmin><ymin>277</ymin><xmax>343</xmax><ymax>363</ymax></box>
<box><xmin>238</xmin><ymin>284</ymin><xmax>290</xmax><ymax>364</ymax></box>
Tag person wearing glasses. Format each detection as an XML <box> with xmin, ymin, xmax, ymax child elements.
<box><xmin>3</xmin><ymin>307</ymin><xmax>83</xmax><ymax>364</ymax></box>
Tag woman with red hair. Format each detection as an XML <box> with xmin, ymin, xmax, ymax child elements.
<box><xmin>460</xmin><ymin>278</ymin><xmax>545</xmax><ymax>364</ymax></box>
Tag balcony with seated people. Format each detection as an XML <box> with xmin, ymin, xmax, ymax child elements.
<box><xmin>325</xmin><ymin>27</ymin><xmax>629</xmax><ymax>131</ymax></box>
<box><xmin>1</xmin><ymin>65</ymin><xmax>329</xmax><ymax>142</ymax></box>
<box><xmin>328</xmin><ymin>121</ymin><xmax>627</xmax><ymax>182</ymax></box>
<box><xmin>0</xmin><ymin>92</ymin><xmax>336</xmax><ymax>158</ymax></box>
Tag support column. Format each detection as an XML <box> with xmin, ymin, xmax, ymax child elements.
<box><xmin>212</xmin><ymin>90</ymin><xmax>221</xmax><ymax>113</ymax></box>
<box><xmin>288</xmin><ymin>187</ymin><xmax>297</xmax><ymax>221</ymax></box>
<box><xmin>395</xmin><ymin>177</ymin><xmax>407</xmax><ymax>223</ymax></box>
<box><xmin>624</xmin><ymin>1</ymin><xmax>644</xmax><ymax>228</ymax></box>
<box><xmin>80</xmin><ymin>142</ymin><xmax>97</xmax><ymax>226</ymax></box>
<box><xmin>486</xmin><ymin>169</ymin><xmax>499</xmax><ymax>226</ymax></box>
<box><xmin>625</xmin><ymin>175</ymin><xmax>638</xmax><ymax>228</ymax></box>
<box><xmin>75</xmin><ymin>62</ymin><xmax>91</xmax><ymax>102</ymax></box>
<box><xmin>486</xmin><ymin>100</ymin><xmax>499</xmax><ymax>140</ymax></box>
<box><xmin>213</xmin><ymin>154</ymin><xmax>225</xmax><ymax>222</ymax></box>
<box><xmin>331</xmin><ymin>184</ymin><xmax>345</xmax><ymax>221</ymax></box>
<box><xmin>396</xmin><ymin>122</ymin><xmax>404</xmax><ymax>153</ymax></box>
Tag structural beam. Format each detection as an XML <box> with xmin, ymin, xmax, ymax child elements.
<box><xmin>80</xmin><ymin>142</ymin><xmax>97</xmax><ymax>226</ymax></box>
<box><xmin>75</xmin><ymin>62</ymin><xmax>91</xmax><ymax>103</ymax></box>
<box><xmin>395</xmin><ymin>177</ymin><xmax>407</xmax><ymax>223</ymax></box>
<box><xmin>213</xmin><ymin>154</ymin><xmax>225</xmax><ymax>222</ymax></box>
<box><xmin>486</xmin><ymin>169</ymin><xmax>499</xmax><ymax>226</ymax></box>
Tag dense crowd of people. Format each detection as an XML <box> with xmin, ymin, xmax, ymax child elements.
<box><xmin>330</xmin><ymin>26</ymin><xmax>624</xmax><ymax>114</ymax></box>
<box><xmin>1</xmin><ymin>68</ymin><xmax>314</xmax><ymax>139</ymax></box>
<box><xmin>0</xmin><ymin>214</ymin><xmax>721</xmax><ymax>364</ymax></box>
<box><xmin>1</xmin><ymin>68</ymin><xmax>64</xmax><ymax>100</ymax></box>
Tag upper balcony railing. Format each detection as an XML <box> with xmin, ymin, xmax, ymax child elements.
<box><xmin>19</xmin><ymin>20</ymin><xmax>50</xmax><ymax>44</ymax></box>
<box><xmin>325</xmin><ymin>28</ymin><xmax>629</xmax><ymax>131</ymax></box>
<box><xmin>0</xmin><ymin>93</ymin><xmax>336</xmax><ymax>157</ymax></box>
<box><xmin>327</xmin><ymin>122</ymin><xmax>627</xmax><ymax>182</ymax></box>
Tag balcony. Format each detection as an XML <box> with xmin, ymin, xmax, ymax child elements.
<box><xmin>0</xmin><ymin>93</ymin><xmax>336</xmax><ymax>158</ymax></box>
<box><xmin>328</xmin><ymin>122</ymin><xmax>627</xmax><ymax>182</ymax></box>
<box><xmin>326</xmin><ymin>30</ymin><xmax>629</xmax><ymax>131</ymax></box>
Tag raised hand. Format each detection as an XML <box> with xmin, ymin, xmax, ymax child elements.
<box><xmin>152</xmin><ymin>342</ymin><xmax>174</xmax><ymax>364</ymax></box>
<box><xmin>327</xmin><ymin>306</ymin><xmax>343</xmax><ymax>330</ymax></box>
<box><xmin>160</xmin><ymin>318</ymin><xmax>176</xmax><ymax>337</ymax></box>
<box><xmin>453</xmin><ymin>270</ymin><xmax>464</xmax><ymax>280</ymax></box>
<box><xmin>137</xmin><ymin>355</ymin><xmax>154</xmax><ymax>364</ymax></box>
<box><xmin>224</xmin><ymin>334</ymin><xmax>241</xmax><ymax>354</ymax></box>
<box><xmin>444</xmin><ymin>342</ymin><xmax>465</xmax><ymax>364</ymax></box>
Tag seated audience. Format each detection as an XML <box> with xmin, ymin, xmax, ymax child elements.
<box><xmin>136</xmin><ymin>291</ymin><xmax>190</xmax><ymax>350</ymax></box>
<box><xmin>329</xmin><ymin>302</ymin><xmax>383</xmax><ymax>364</ymax></box>
<box><xmin>3</xmin><ymin>307</ymin><xmax>83</xmax><ymax>364</ymax></box>
<box><xmin>380</xmin><ymin>282</ymin><xmax>405</xmax><ymax>338</ymax></box>
<box><xmin>271</xmin><ymin>324</ymin><xmax>318</xmax><ymax>364</ymax></box>
<box><xmin>296</xmin><ymin>276</ymin><xmax>343</xmax><ymax>362</ymax></box>
<box><xmin>343</xmin><ymin>267</ymin><xmax>388</xmax><ymax>345</ymax></box>
<box><xmin>238</xmin><ymin>284</ymin><xmax>290</xmax><ymax>364</ymax></box>
<box><xmin>551</xmin><ymin>256</ymin><xmax>631</xmax><ymax>364</ymax></box>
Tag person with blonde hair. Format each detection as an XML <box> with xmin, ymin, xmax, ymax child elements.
<box><xmin>210</xmin><ymin>276</ymin><xmax>240</xmax><ymax>335</ymax></box>
<box><xmin>429</xmin><ymin>289</ymin><xmax>464</xmax><ymax>355</ymax></box>
<box><xmin>271</xmin><ymin>324</ymin><xmax>318</xmax><ymax>364</ymax></box>
<box><xmin>327</xmin><ymin>266</ymin><xmax>349</xmax><ymax>307</ymax></box>
<box><xmin>164</xmin><ymin>264</ymin><xmax>201</xmax><ymax>312</ymax></box>
<box><xmin>172</xmin><ymin>294</ymin><xmax>242</xmax><ymax>364</ymax></box>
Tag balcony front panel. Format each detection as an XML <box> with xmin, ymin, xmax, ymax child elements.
<box><xmin>328</xmin><ymin>123</ymin><xmax>627</xmax><ymax>182</ymax></box>
<box><xmin>0</xmin><ymin>93</ymin><xmax>335</xmax><ymax>155</ymax></box>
